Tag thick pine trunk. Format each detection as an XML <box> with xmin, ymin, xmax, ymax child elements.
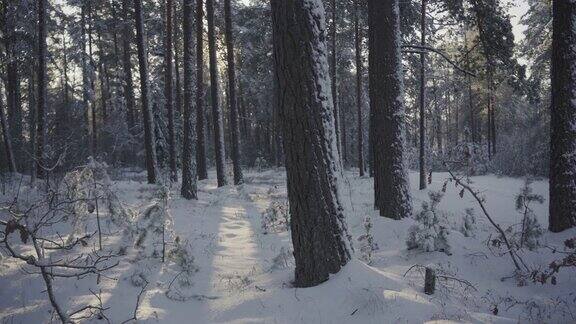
<box><xmin>133</xmin><ymin>0</ymin><xmax>159</xmax><ymax>184</ymax></box>
<box><xmin>35</xmin><ymin>0</ymin><xmax>47</xmax><ymax>179</ymax></box>
<box><xmin>224</xmin><ymin>0</ymin><xmax>244</xmax><ymax>185</ymax></box>
<box><xmin>181</xmin><ymin>0</ymin><xmax>198</xmax><ymax>199</ymax></box>
<box><xmin>206</xmin><ymin>0</ymin><xmax>227</xmax><ymax>187</ymax></box>
<box><xmin>271</xmin><ymin>0</ymin><xmax>351</xmax><ymax>288</ymax></box>
<box><xmin>121</xmin><ymin>0</ymin><xmax>136</xmax><ymax>134</ymax></box>
<box><xmin>368</xmin><ymin>0</ymin><xmax>412</xmax><ymax>219</ymax></box>
<box><xmin>355</xmin><ymin>0</ymin><xmax>364</xmax><ymax>177</ymax></box>
<box><xmin>549</xmin><ymin>0</ymin><xmax>576</xmax><ymax>232</ymax></box>
<box><xmin>165</xmin><ymin>0</ymin><xmax>178</xmax><ymax>182</ymax></box>
<box><xmin>195</xmin><ymin>0</ymin><xmax>208</xmax><ymax>180</ymax></box>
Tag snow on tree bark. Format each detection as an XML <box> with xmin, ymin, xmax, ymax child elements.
<box><xmin>195</xmin><ymin>0</ymin><xmax>208</xmax><ymax>180</ymax></box>
<box><xmin>224</xmin><ymin>0</ymin><xmax>244</xmax><ymax>185</ymax></box>
<box><xmin>165</xmin><ymin>0</ymin><xmax>178</xmax><ymax>182</ymax></box>
<box><xmin>355</xmin><ymin>0</ymin><xmax>364</xmax><ymax>177</ymax></box>
<box><xmin>271</xmin><ymin>0</ymin><xmax>351</xmax><ymax>288</ymax></box>
<box><xmin>549</xmin><ymin>0</ymin><xmax>576</xmax><ymax>232</ymax></box>
<box><xmin>368</xmin><ymin>0</ymin><xmax>412</xmax><ymax>219</ymax></box>
<box><xmin>330</xmin><ymin>0</ymin><xmax>340</xmax><ymax>157</ymax></box>
<box><xmin>181</xmin><ymin>0</ymin><xmax>198</xmax><ymax>200</ymax></box>
<box><xmin>206</xmin><ymin>0</ymin><xmax>227</xmax><ymax>187</ymax></box>
<box><xmin>121</xmin><ymin>0</ymin><xmax>136</xmax><ymax>134</ymax></box>
<box><xmin>133</xmin><ymin>0</ymin><xmax>159</xmax><ymax>184</ymax></box>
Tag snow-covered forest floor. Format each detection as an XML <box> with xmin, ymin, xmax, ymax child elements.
<box><xmin>1</xmin><ymin>168</ymin><xmax>575</xmax><ymax>323</ymax></box>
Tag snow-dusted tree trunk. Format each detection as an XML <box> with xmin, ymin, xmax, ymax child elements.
<box><xmin>330</xmin><ymin>0</ymin><xmax>340</xmax><ymax>157</ymax></box>
<box><xmin>368</xmin><ymin>0</ymin><xmax>412</xmax><ymax>219</ymax></box>
<box><xmin>206</xmin><ymin>0</ymin><xmax>227</xmax><ymax>187</ymax></box>
<box><xmin>224</xmin><ymin>0</ymin><xmax>244</xmax><ymax>185</ymax></box>
<box><xmin>0</xmin><ymin>86</ymin><xmax>17</xmax><ymax>173</ymax></box>
<box><xmin>35</xmin><ymin>0</ymin><xmax>47</xmax><ymax>179</ymax></box>
<box><xmin>195</xmin><ymin>0</ymin><xmax>208</xmax><ymax>180</ymax></box>
<box><xmin>165</xmin><ymin>0</ymin><xmax>178</xmax><ymax>182</ymax></box>
<box><xmin>355</xmin><ymin>0</ymin><xmax>364</xmax><ymax>177</ymax></box>
<box><xmin>181</xmin><ymin>0</ymin><xmax>198</xmax><ymax>200</ymax></box>
<box><xmin>418</xmin><ymin>0</ymin><xmax>427</xmax><ymax>190</ymax></box>
<box><xmin>133</xmin><ymin>0</ymin><xmax>159</xmax><ymax>184</ymax></box>
<box><xmin>121</xmin><ymin>0</ymin><xmax>136</xmax><ymax>134</ymax></box>
<box><xmin>271</xmin><ymin>0</ymin><xmax>351</xmax><ymax>287</ymax></box>
<box><xmin>549</xmin><ymin>0</ymin><xmax>576</xmax><ymax>232</ymax></box>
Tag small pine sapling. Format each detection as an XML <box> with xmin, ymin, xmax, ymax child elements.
<box><xmin>460</xmin><ymin>208</ymin><xmax>476</xmax><ymax>238</ymax></box>
<box><xmin>406</xmin><ymin>191</ymin><xmax>451</xmax><ymax>254</ymax></box>
<box><xmin>514</xmin><ymin>180</ymin><xmax>544</xmax><ymax>251</ymax></box>
<box><xmin>358</xmin><ymin>216</ymin><xmax>379</xmax><ymax>264</ymax></box>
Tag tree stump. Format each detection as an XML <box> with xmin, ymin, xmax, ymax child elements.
<box><xmin>424</xmin><ymin>267</ymin><xmax>435</xmax><ymax>295</ymax></box>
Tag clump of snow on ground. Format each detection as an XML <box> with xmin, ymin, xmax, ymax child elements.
<box><xmin>1</xmin><ymin>168</ymin><xmax>575</xmax><ymax>323</ymax></box>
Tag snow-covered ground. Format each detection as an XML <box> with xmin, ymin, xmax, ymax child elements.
<box><xmin>1</xmin><ymin>169</ymin><xmax>575</xmax><ymax>323</ymax></box>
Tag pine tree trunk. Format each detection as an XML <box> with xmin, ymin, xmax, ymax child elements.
<box><xmin>121</xmin><ymin>0</ymin><xmax>136</xmax><ymax>134</ymax></box>
<box><xmin>368</xmin><ymin>0</ymin><xmax>412</xmax><ymax>219</ymax></box>
<box><xmin>0</xmin><ymin>86</ymin><xmax>17</xmax><ymax>173</ymax></box>
<box><xmin>35</xmin><ymin>0</ymin><xmax>47</xmax><ymax>179</ymax></box>
<box><xmin>88</xmin><ymin>3</ymin><xmax>98</xmax><ymax>155</ymax></box>
<box><xmin>181</xmin><ymin>0</ymin><xmax>198</xmax><ymax>199</ymax></box>
<box><xmin>165</xmin><ymin>0</ymin><xmax>178</xmax><ymax>182</ymax></box>
<box><xmin>355</xmin><ymin>0</ymin><xmax>364</xmax><ymax>177</ymax></box>
<box><xmin>206</xmin><ymin>0</ymin><xmax>227</xmax><ymax>187</ymax></box>
<box><xmin>81</xmin><ymin>4</ymin><xmax>93</xmax><ymax>157</ymax></box>
<box><xmin>549</xmin><ymin>0</ymin><xmax>576</xmax><ymax>232</ymax></box>
<box><xmin>419</xmin><ymin>0</ymin><xmax>427</xmax><ymax>190</ymax></box>
<box><xmin>271</xmin><ymin>0</ymin><xmax>351</xmax><ymax>288</ymax></box>
<box><xmin>3</xmin><ymin>3</ymin><xmax>23</xmax><ymax>171</ymax></box>
<box><xmin>195</xmin><ymin>0</ymin><xmax>208</xmax><ymax>180</ymax></box>
<box><xmin>133</xmin><ymin>0</ymin><xmax>158</xmax><ymax>184</ymax></box>
<box><xmin>224</xmin><ymin>0</ymin><xmax>243</xmax><ymax>185</ymax></box>
<box><xmin>330</xmin><ymin>0</ymin><xmax>340</xmax><ymax>156</ymax></box>
<box><xmin>174</xmin><ymin>0</ymin><xmax>183</xmax><ymax>117</ymax></box>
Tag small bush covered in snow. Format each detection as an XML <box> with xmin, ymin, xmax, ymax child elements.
<box><xmin>358</xmin><ymin>216</ymin><xmax>379</xmax><ymax>264</ymax></box>
<box><xmin>510</xmin><ymin>180</ymin><xmax>544</xmax><ymax>251</ymax></box>
<box><xmin>460</xmin><ymin>208</ymin><xmax>476</xmax><ymax>238</ymax></box>
<box><xmin>407</xmin><ymin>191</ymin><xmax>451</xmax><ymax>254</ymax></box>
<box><xmin>261</xmin><ymin>200</ymin><xmax>290</xmax><ymax>234</ymax></box>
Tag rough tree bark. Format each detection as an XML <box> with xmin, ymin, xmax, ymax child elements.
<box><xmin>368</xmin><ymin>0</ymin><xmax>412</xmax><ymax>219</ymax></box>
<box><xmin>206</xmin><ymin>0</ymin><xmax>227</xmax><ymax>187</ymax></box>
<box><xmin>330</xmin><ymin>0</ymin><xmax>340</xmax><ymax>156</ymax></box>
<box><xmin>35</xmin><ymin>0</ymin><xmax>47</xmax><ymax>179</ymax></box>
<box><xmin>355</xmin><ymin>0</ymin><xmax>364</xmax><ymax>177</ymax></box>
<box><xmin>0</xmin><ymin>84</ymin><xmax>17</xmax><ymax>173</ymax></box>
<box><xmin>181</xmin><ymin>0</ymin><xmax>198</xmax><ymax>199</ymax></box>
<box><xmin>419</xmin><ymin>0</ymin><xmax>427</xmax><ymax>190</ymax></box>
<box><xmin>165</xmin><ymin>0</ymin><xmax>178</xmax><ymax>182</ymax></box>
<box><xmin>224</xmin><ymin>0</ymin><xmax>244</xmax><ymax>185</ymax></box>
<box><xmin>133</xmin><ymin>0</ymin><xmax>159</xmax><ymax>184</ymax></box>
<box><xmin>549</xmin><ymin>0</ymin><xmax>576</xmax><ymax>232</ymax></box>
<box><xmin>271</xmin><ymin>0</ymin><xmax>351</xmax><ymax>288</ymax></box>
<box><xmin>195</xmin><ymin>0</ymin><xmax>208</xmax><ymax>180</ymax></box>
<box><xmin>121</xmin><ymin>0</ymin><xmax>136</xmax><ymax>134</ymax></box>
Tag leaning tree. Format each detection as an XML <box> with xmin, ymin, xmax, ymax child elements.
<box><xmin>271</xmin><ymin>0</ymin><xmax>351</xmax><ymax>287</ymax></box>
